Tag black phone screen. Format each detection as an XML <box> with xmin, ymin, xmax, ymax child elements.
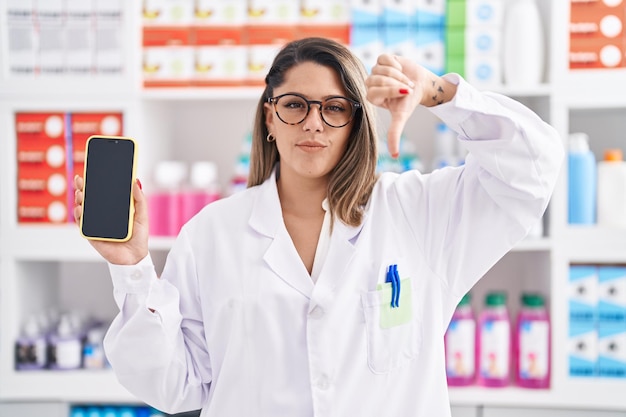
<box><xmin>81</xmin><ymin>137</ymin><xmax>135</xmax><ymax>240</ymax></box>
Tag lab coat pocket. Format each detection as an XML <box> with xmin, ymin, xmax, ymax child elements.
<box><xmin>361</xmin><ymin>278</ymin><xmax>422</xmax><ymax>374</ymax></box>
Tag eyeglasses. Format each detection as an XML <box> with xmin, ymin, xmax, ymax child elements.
<box><xmin>267</xmin><ymin>93</ymin><xmax>361</xmax><ymax>128</ymax></box>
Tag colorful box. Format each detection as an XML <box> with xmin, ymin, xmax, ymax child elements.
<box><xmin>569</xmin><ymin>320</ymin><xmax>598</xmax><ymax>377</ymax></box>
<box><xmin>192</xmin><ymin>27</ymin><xmax>248</xmax><ymax>87</ymax></box>
<box><xmin>597</xmin><ymin>322</ymin><xmax>626</xmax><ymax>378</ymax></box>
<box><xmin>569</xmin><ymin>265</ymin><xmax>599</xmax><ymax>323</ymax></box>
<box><xmin>16</xmin><ymin>113</ymin><xmax>70</xmax><ymax>224</ymax></box>
<box><xmin>143</xmin><ymin>27</ymin><xmax>194</xmax><ymax>87</ymax></box>
<box><xmin>569</xmin><ymin>37</ymin><xmax>626</xmax><ymax>69</ymax></box>
<box><xmin>350</xmin><ymin>24</ymin><xmax>383</xmax><ymax>74</ymax></box>
<box><xmin>598</xmin><ymin>266</ymin><xmax>626</xmax><ymax>325</ymax></box>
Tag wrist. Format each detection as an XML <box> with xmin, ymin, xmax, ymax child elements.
<box><xmin>421</xmin><ymin>75</ymin><xmax>457</xmax><ymax>107</ymax></box>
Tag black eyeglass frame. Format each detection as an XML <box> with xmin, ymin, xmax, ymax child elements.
<box><xmin>267</xmin><ymin>93</ymin><xmax>362</xmax><ymax>128</ymax></box>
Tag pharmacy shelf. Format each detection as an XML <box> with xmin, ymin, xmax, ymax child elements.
<box><xmin>563</xmin><ymin>227</ymin><xmax>626</xmax><ymax>264</ymax></box>
<box><xmin>449</xmin><ymin>380</ymin><xmax>626</xmax><ymax>411</ymax></box>
<box><xmin>0</xmin><ymin>370</ymin><xmax>137</xmax><ymax>403</ymax></box>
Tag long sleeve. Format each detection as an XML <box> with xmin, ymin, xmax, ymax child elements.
<box><xmin>393</xmin><ymin>73</ymin><xmax>564</xmax><ymax>304</ymax></box>
<box><xmin>103</xmin><ymin>229</ymin><xmax>211</xmax><ymax>414</ymax></box>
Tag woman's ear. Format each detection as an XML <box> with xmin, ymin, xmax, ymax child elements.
<box><xmin>263</xmin><ymin>102</ymin><xmax>274</xmax><ymax>132</ymax></box>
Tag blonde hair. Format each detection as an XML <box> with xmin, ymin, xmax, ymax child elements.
<box><xmin>248</xmin><ymin>37</ymin><xmax>379</xmax><ymax>227</ymax></box>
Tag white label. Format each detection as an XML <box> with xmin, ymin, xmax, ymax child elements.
<box><xmin>519</xmin><ymin>320</ymin><xmax>549</xmax><ymax>379</ymax></box>
<box><xmin>55</xmin><ymin>338</ymin><xmax>82</xmax><ymax>369</ymax></box>
<box><xmin>480</xmin><ymin>319</ymin><xmax>510</xmax><ymax>378</ymax></box>
<box><xmin>446</xmin><ymin>319</ymin><xmax>476</xmax><ymax>377</ymax></box>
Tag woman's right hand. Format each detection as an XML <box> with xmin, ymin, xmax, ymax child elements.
<box><xmin>73</xmin><ymin>175</ymin><xmax>150</xmax><ymax>265</ymax></box>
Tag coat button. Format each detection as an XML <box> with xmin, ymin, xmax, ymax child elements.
<box><xmin>130</xmin><ymin>270</ymin><xmax>142</xmax><ymax>280</ymax></box>
<box><xmin>316</xmin><ymin>374</ymin><xmax>330</xmax><ymax>390</ymax></box>
<box><xmin>309</xmin><ymin>306</ymin><xmax>324</xmax><ymax>319</ymax></box>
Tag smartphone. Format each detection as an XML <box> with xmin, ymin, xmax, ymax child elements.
<box><xmin>80</xmin><ymin>135</ymin><xmax>137</xmax><ymax>242</ymax></box>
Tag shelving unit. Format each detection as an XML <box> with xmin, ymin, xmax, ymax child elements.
<box><xmin>1</xmin><ymin>0</ymin><xmax>626</xmax><ymax>415</ymax></box>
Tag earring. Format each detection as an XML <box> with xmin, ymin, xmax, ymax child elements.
<box><xmin>266</xmin><ymin>133</ymin><xmax>276</xmax><ymax>142</ymax></box>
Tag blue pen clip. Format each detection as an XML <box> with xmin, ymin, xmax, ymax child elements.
<box><xmin>386</xmin><ymin>264</ymin><xmax>401</xmax><ymax>308</ymax></box>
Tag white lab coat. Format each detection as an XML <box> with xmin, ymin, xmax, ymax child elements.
<box><xmin>104</xmin><ymin>74</ymin><xmax>564</xmax><ymax>417</ymax></box>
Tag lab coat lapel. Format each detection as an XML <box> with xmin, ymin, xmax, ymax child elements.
<box><xmin>317</xmin><ymin>215</ymin><xmax>362</xmax><ymax>290</ymax></box>
<box><xmin>249</xmin><ymin>171</ymin><xmax>314</xmax><ymax>299</ymax></box>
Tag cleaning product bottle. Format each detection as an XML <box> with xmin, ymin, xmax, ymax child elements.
<box><xmin>148</xmin><ymin>160</ymin><xmax>187</xmax><ymax>236</ymax></box>
<box><xmin>503</xmin><ymin>0</ymin><xmax>544</xmax><ymax>87</ymax></box>
<box><xmin>515</xmin><ymin>292</ymin><xmax>551</xmax><ymax>389</ymax></box>
<box><xmin>444</xmin><ymin>292</ymin><xmax>476</xmax><ymax>386</ymax></box>
<box><xmin>15</xmin><ymin>315</ymin><xmax>47</xmax><ymax>370</ymax></box>
<box><xmin>180</xmin><ymin>161</ymin><xmax>221</xmax><ymax>225</ymax></box>
<box><xmin>47</xmin><ymin>314</ymin><xmax>82</xmax><ymax>370</ymax></box>
<box><xmin>477</xmin><ymin>291</ymin><xmax>511</xmax><ymax>387</ymax></box>
<box><xmin>568</xmin><ymin>132</ymin><xmax>596</xmax><ymax>225</ymax></box>
<box><xmin>597</xmin><ymin>148</ymin><xmax>626</xmax><ymax>228</ymax></box>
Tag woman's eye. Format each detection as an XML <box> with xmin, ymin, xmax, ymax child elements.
<box><xmin>324</xmin><ymin>104</ymin><xmax>345</xmax><ymax>113</ymax></box>
<box><xmin>285</xmin><ymin>101</ymin><xmax>305</xmax><ymax>109</ymax></box>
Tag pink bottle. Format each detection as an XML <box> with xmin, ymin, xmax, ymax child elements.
<box><xmin>180</xmin><ymin>161</ymin><xmax>221</xmax><ymax>225</ymax></box>
<box><xmin>445</xmin><ymin>293</ymin><xmax>476</xmax><ymax>386</ymax></box>
<box><xmin>477</xmin><ymin>291</ymin><xmax>511</xmax><ymax>387</ymax></box>
<box><xmin>515</xmin><ymin>292</ymin><xmax>551</xmax><ymax>389</ymax></box>
<box><xmin>148</xmin><ymin>161</ymin><xmax>187</xmax><ymax>236</ymax></box>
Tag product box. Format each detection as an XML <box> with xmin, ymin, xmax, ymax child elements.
<box><xmin>143</xmin><ymin>27</ymin><xmax>194</xmax><ymax>87</ymax></box>
<box><xmin>300</xmin><ymin>0</ymin><xmax>350</xmax><ymax>25</ymax></box>
<box><xmin>466</xmin><ymin>0</ymin><xmax>503</xmax><ymax>28</ymax></box>
<box><xmin>350</xmin><ymin>24</ymin><xmax>383</xmax><ymax>74</ymax></box>
<box><xmin>413</xmin><ymin>26</ymin><xmax>445</xmax><ymax>75</ymax></box>
<box><xmin>95</xmin><ymin>0</ymin><xmax>123</xmax><ymax>21</ymax></box>
<box><xmin>446</xmin><ymin>0</ymin><xmax>466</xmax><ymax>28</ymax></box>
<box><xmin>247</xmin><ymin>0</ymin><xmax>299</xmax><ymax>25</ymax></box>
<box><xmin>65</xmin><ymin>0</ymin><xmax>95</xmax><ymax>76</ymax></box>
<box><xmin>193</xmin><ymin>0</ymin><xmax>247</xmax><ymax>25</ymax></box>
<box><xmin>464</xmin><ymin>54</ymin><xmax>501</xmax><ymax>88</ymax></box>
<box><xmin>598</xmin><ymin>266</ymin><xmax>626</xmax><ymax>325</ymax></box>
<box><xmin>7</xmin><ymin>0</ymin><xmax>37</xmax><ymax>76</ymax></box>
<box><xmin>351</xmin><ymin>0</ymin><xmax>382</xmax><ymax>26</ymax></box>
<box><xmin>69</xmin><ymin>112</ymin><xmax>124</xmax><ymax>183</ymax></box>
<box><xmin>16</xmin><ymin>113</ymin><xmax>70</xmax><ymax>224</ymax></box>
<box><xmin>568</xmin><ymin>320</ymin><xmax>598</xmax><ymax>377</ymax></box>
<box><xmin>142</xmin><ymin>0</ymin><xmax>194</xmax><ymax>25</ymax></box>
<box><xmin>570</xmin><ymin>1</ymin><xmax>625</xmax><ymax>39</ymax></box>
<box><xmin>570</xmin><ymin>37</ymin><xmax>626</xmax><ymax>69</ymax></box>
<box><xmin>381</xmin><ymin>0</ymin><xmax>413</xmax><ymax>26</ymax></box>
<box><xmin>414</xmin><ymin>0</ymin><xmax>446</xmax><ymax>29</ymax></box>
<box><xmin>382</xmin><ymin>23</ymin><xmax>412</xmax><ymax>58</ymax></box>
<box><xmin>192</xmin><ymin>27</ymin><xmax>248</xmax><ymax>86</ymax></box>
<box><xmin>465</xmin><ymin>27</ymin><xmax>501</xmax><ymax>57</ymax></box>
<box><xmin>597</xmin><ymin>322</ymin><xmax>626</xmax><ymax>378</ymax></box>
<box><xmin>569</xmin><ymin>265</ymin><xmax>599</xmax><ymax>323</ymax></box>
<box><xmin>246</xmin><ymin>25</ymin><xmax>295</xmax><ymax>85</ymax></box>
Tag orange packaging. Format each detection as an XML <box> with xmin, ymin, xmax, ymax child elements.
<box><xmin>143</xmin><ymin>27</ymin><xmax>194</xmax><ymax>87</ymax></box>
<box><xmin>191</xmin><ymin>26</ymin><xmax>248</xmax><ymax>87</ymax></box>
<box><xmin>569</xmin><ymin>37</ymin><xmax>626</xmax><ymax>69</ymax></box>
<box><xmin>246</xmin><ymin>25</ymin><xmax>295</xmax><ymax>86</ymax></box>
<box><xmin>69</xmin><ymin>112</ymin><xmax>124</xmax><ymax>184</ymax></box>
<box><xmin>15</xmin><ymin>112</ymin><xmax>70</xmax><ymax>224</ymax></box>
<box><xmin>570</xmin><ymin>2</ymin><xmax>625</xmax><ymax>39</ymax></box>
<box><xmin>295</xmin><ymin>24</ymin><xmax>351</xmax><ymax>45</ymax></box>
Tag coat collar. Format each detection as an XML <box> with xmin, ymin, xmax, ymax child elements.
<box><xmin>248</xmin><ymin>168</ymin><xmax>364</xmax><ymax>299</ymax></box>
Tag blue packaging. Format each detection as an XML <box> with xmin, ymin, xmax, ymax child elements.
<box><xmin>568</xmin><ymin>133</ymin><xmax>596</xmax><ymax>225</ymax></box>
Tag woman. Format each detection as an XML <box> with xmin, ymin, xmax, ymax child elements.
<box><xmin>74</xmin><ymin>37</ymin><xmax>563</xmax><ymax>416</ymax></box>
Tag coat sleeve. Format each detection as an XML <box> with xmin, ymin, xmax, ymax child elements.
<box><xmin>393</xmin><ymin>74</ymin><xmax>564</xmax><ymax>304</ymax></box>
<box><xmin>103</xmin><ymin>228</ymin><xmax>211</xmax><ymax>415</ymax></box>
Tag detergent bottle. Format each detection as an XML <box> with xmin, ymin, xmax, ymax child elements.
<box><xmin>444</xmin><ymin>292</ymin><xmax>476</xmax><ymax>386</ymax></box>
<box><xmin>515</xmin><ymin>292</ymin><xmax>551</xmax><ymax>388</ymax></box>
<box><xmin>477</xmin><ymin>291</ymin><xmax>511</xmax><ymax>387</ymax></box>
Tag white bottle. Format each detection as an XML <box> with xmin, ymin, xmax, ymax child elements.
<box><xmin>597</xmin><ymin>149</ymin><xmax>626</xmax><ymax>228</ymax></box>
<box><xmin>502</xmin><ymin>0</ymin><xmax>544</xmax><ymax>87</ymax></box>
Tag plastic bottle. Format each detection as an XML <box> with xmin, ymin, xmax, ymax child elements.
<box><xmin>47</xmin><ymin>314</ymin><xmax>83</xmax><ymax>370</ymax></box>
<box><xmin>515</xmin><ymin>292</ymin><xmax>551</xmax><ymax>389</ymax></box>
<box><xmin>83</xmin><ymin>325</ymin><xmax>107</xmax><ymax>369</ymax></box>
<box><xmin>568</xmin><ymin>133</ymin><xmax>596</xmax><ymax>225</ymax></box>
<box><xmin>444</xmin><ymin>293</ymin><xmax>476</xmax><ymax>386</ymax></box>
<box><xmin>597</xmin><ymin>148</ymin><xmax>626</xmax><ymax>228</ymax></box>
<box><xmin>15</xmin><ymin>315</ymin><xmax>47</xmax><ymax>370</ymax></box>
<box><xmin>477</xmin><ymin>291</ymin><xmax>511</xmax><ymax>387</ymax></box>
<box><xmin>180</xmin><ymin>161</ymin><xmax>221</xmax><ymax>225</ymax></box>
<box><xmin>148</xmin><ymin>160</ymin><xmax>187</xmax><ymax>236</ymax></box>
<box><xmin>503</xmin><ymin>0</ymin><xmax>544</xmax><ymax>87</ymax></box>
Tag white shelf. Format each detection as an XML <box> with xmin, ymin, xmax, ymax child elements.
<box><xmin>449</xmin><ymin>380</ymin><xmax>626</xmax><ymax>410</ymax></box>
<box><xmin>564</xmin><ymin>226</ymin><xmax>626</xmax><ymax>263</ymax></box>
<box><xmin>0</xmin><ymin>370</ymin><xmax>137</xmax><ymax>403</ymax></box>
<box><xmin>140</xmin><ymin>87</ymin><xmax>264</xmax><ymax>101</ymax></box>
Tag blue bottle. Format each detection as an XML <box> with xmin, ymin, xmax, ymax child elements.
<box><xmin>568</xmin><ymin>133</ymin><xmax>596</xmax><ymax>224</ymax></box>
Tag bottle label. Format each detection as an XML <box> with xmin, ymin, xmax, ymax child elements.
<box><xmin>519</xmin><ymin>320</ymin><xmax>549</xmax><ymax>379</ymax></box>
<box><xmin>480</xmin><ymin>319</ymin><xmax>510</xmax><ymax>378</ymax></box>
<box><xmin>446</xmin><ymin>318</ymin><xmax>476</xmax><ymax>377</ymax></box>
<box><xmin>15</xmin><ymin>338</ymin><xmax>46</xmax><ymax>368</ymax></box>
